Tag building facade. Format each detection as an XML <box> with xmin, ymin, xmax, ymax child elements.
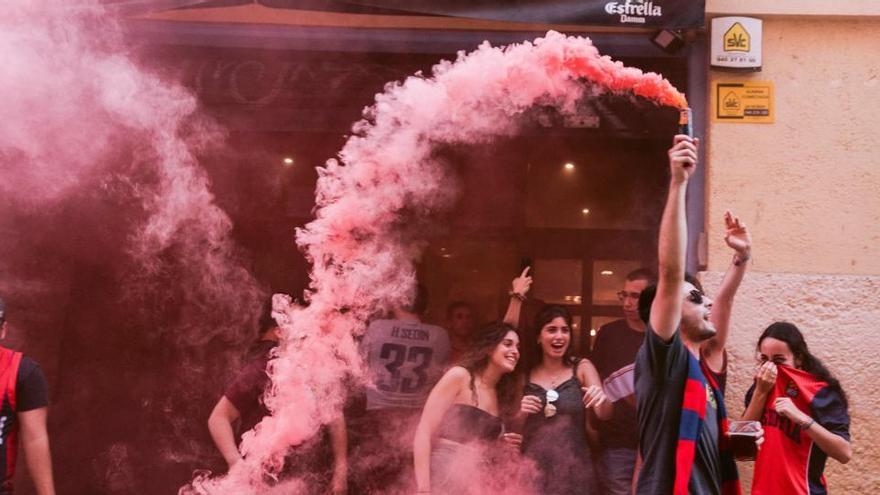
<box><xmin>702</xmin><ymin>1</ymin><xmax>880</xmax><ymax>492</ymax></box>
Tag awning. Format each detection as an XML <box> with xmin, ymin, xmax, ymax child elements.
<box><xmin>112</xmin><ymin>0</ymin><xmax>705</xmax><ymax>29</ymax></box>
<box><xmin>316</xmin><ymin>0</ymin><xmax>705</xmax><ymax>29</ymax></box>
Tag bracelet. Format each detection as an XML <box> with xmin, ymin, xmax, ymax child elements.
<box><xmin>733</xmin><ymin>252</ymin><xmax>751</xmax><ymax>266</ymax></box>
<box><xmin>508</xmin><ymin>291</ymin><xmax>527</xmax><ymax>302</ymax></box>
<box><xmin>801</xmin><ymin>418</ymin><xmax>815</xmax><ymax>431</ymax></box>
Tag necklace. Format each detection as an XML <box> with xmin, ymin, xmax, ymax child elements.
<box><xmin>541</xmin><ymin>367</ymin><xmax>570</xmax><ymax>389</ymax></box>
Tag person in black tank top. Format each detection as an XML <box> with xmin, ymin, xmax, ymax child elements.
<box><xmin>515</xmin><ymin>305</ymin><xmax>612</xmax><ymax>494</ymax></box>
<box><xmin>413</xmin><ymin>322</ymin><xmax>524</xmax><ymax>495</ymax></box>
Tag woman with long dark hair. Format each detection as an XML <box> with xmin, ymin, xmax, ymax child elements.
<box><xmin>743</xmin><ymin>321</ymin><xmax>852</xmax><ymax>495</ymax></box>
<box><xmin>516</xmin><ymin>305</ymin><xmax>612</xmax><ymax>494</ymax></box>
<box><xmin>413</xmin><ymin>322</ymin><xmax>523</xmax><ymax>494</ymax></box>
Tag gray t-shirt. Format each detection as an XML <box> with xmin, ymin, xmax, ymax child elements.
<box><xmin>362</xmin><ymin>319</ymin><xmax>450</xmax><ymax>410</ymax></box>
<box><xmin>634</xmin><ymin>324</ymin><xmax>725</xmax><ymax>495</ymax></box>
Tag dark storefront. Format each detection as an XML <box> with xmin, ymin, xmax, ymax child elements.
<box><xmin>16</xmin><ymin>1</ymin><xmax>708</xmax><ymax>492</ymax></box>
<box><xmin>125</xmin><ymin>0</ymin><xmax>708</xmax><ymax>352</ymax></box>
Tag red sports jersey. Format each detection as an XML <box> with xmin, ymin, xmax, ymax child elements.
<box><xmin>0</xmin><ymin>346</ymin><xmax>22</xmax><ymax>494</ymax></box>
<box><xmin>747</xmin><ymin>366</ymin><xmax>850</xmax><ymax>495</ymax></box>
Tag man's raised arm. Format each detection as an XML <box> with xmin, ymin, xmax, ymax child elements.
<box><xmin>702</xmin><ymin>210</ymin><xmax>751</xmax><ymax>372</ymax></box>
<box><xmin>650</xmin><ymin>135</ymin><xmax>699</xmax><ymax>341</ymax></box>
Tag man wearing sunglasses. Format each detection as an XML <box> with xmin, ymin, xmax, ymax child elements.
<box><xmin>633</xmin><ymin>135</ymin><xmax>758</xmax><ymax>494</ymax></box>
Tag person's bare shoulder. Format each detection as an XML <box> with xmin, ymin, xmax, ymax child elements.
<box><xmin>444</xmin><ymin>366</ymin><xmax>471</xmax><ymax>382</ymax></box>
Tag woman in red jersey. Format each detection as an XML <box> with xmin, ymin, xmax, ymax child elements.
<box><xmin>743</xmin><ymin>322</ymin><xmax>852</xmax><ymax>495</ymax></box>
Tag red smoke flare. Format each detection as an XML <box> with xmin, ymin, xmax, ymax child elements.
<box><xmin>184</xmin><ymin>31</ymin><xmax>687</xmax><ymax>494</ymax></box>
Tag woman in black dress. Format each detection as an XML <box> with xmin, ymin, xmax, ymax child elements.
<box><xmin>517</xmin><ymin>305</ymin><xmax>611</xmax><ymax>494</ymax></box>
<box><xmin>413</xmin><ymin>322</ymin><xmax>523</xmax><ymax>494</ymax></box>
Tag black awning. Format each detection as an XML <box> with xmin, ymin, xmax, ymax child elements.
<box><xmin>259</xmin><ymin>0</ymin><xmax>705</xmax><ymax>28</ymax></box>
<box><xmin>110</xmin><ymin>0</ymin><xmax>704</xmax><ymax>29</ymax></box>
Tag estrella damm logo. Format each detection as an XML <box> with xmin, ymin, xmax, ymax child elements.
<box><xmin>723</xmin><ymin>22</ymin><xmax>750</xmax><ymax>52</ymax></box>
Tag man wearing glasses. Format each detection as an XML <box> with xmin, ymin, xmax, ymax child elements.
<box><xmin>591</xmin><ymin>268</ymin><xmax>656</xmax><ymax>495</ymax></box>
<box><xmin>634</xmin><ymin>135</ymin><xmax>758</xmax><ymax>494</ymax></box>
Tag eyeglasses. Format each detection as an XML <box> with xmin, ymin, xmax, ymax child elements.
<box><xmin>686</xmin><ymin>289</ymin><xmax>705</xmax><ymax>304</ymax></box>
<box><xmin>617</xmin><ymin>290</ymin><xmax>641</xmax><ymax>302</ymax></box>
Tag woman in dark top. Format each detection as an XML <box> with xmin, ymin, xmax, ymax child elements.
<box><xmin>517</xmin><ymin>305</ymin><xmax>612</xmax><ymax>494</ymax></box>
<box><xmin>743</xmin><ymin>322</ymin><xmax>851</xmax><ymax>495</ymax></box>
<box><xmin>413</xmin><ymin>322</ymin><xmax>522</xmax><ymax>494</ymax></box>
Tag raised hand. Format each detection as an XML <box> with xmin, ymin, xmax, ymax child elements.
<box><xmin>668</xmin><ymin>135</ymin><xmax>699</xmax><ymax>184</ymax></box>
<box><xmin>724</xmin><ymin>210</ymin><xmax>752</xmax><ymax>257</ymax></box>
<box><xmin>511</xmin><ymin>266</ymin><xmax>533</xmax><ymax>298</ymax></box>
<box><xmin>581</xmin><ymin>385</ymin><xmax>607</xmax><ymax>410</ymax></box>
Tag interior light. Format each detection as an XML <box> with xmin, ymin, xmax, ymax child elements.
<box><xmin>590</xmin><ymin>328</ymin><xmax>597</xmax><ymax>337</ymax></box>
<box><xmin>601</xmin><ymin>270</ymin><xmax>614</xmax><ymax>276</ymax></box>
<box><xmin>582</xmin><ymin>208</ymin><xmax>590</xmax><ymax>215</ymax></box>
<box><xmin>283</xmin><ymin>157</ymin><xmax>294</xmax><ymax>166</ymax></box>
<box><xmin>564</xmin><ymin>163</ymin><xmax>575</xmax><ymax>171</ymax></box>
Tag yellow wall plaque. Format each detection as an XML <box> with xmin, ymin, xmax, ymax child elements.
<box><xmin>713</xmin><ymin>81</ymin><xmax>774</xmax><ymax>123</ymax></box>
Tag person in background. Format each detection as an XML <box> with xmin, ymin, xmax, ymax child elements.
<box><xmin>208</xmin><ymin>300</ymin><xmax>347</xmax><ymax>494</ymax></box>
<box><xmin>445</xmin><ymin>301</ymin><xmax>476</xmax><ymax>364</ymax></box>
<box><xmin>0</xmin><ymin>295</ymin><xmax>55</xmax><ymax>495</ymax></box>
<box><xmin>591</xmin><ymin>268</ymin><xmax>656</xmax><ymax>495</ymax></box>
<box><xmin>352</xmin><ymin>284</ymin><xmax>450</xmax><ymax>492</ymax></box>
<box><xmin>447</xmin><ymin>267</ymin><xmax>533</xmax><ymax>364</ymax></box>
<box><xmin>743</xmin><ymin>322</ymin><xmax>851</xmax><ymax>495</ymax></box>
<box><xmin>517</xmin><ymin>305</ymin><xmax>611</xmax><ymax>494</ymax></box>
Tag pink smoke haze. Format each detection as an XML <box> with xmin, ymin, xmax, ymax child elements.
<box><xmin>181</xmin><ymin>31</ymin><xmax>685</xmax><ymax>493</ymax></box>
<box><xmin>2</xmin><ymin>1</ymin><xmax>266</xmax><ymax>489</ymax></box>
<box><xmin>0</xmin><ymin>0</ymin><xmax>263</xmax><ymax>345</ymax></box>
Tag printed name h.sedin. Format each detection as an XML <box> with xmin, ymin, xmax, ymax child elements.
<box><xmin>390</xmin><ymin>325</ymin><xmax>430</xmax><ymax>341</ymax></box>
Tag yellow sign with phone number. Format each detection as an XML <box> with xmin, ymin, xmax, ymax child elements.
<box><xmin>713</xmin><ymin>81</ymin><xmax>774</xmax><ymax>123</ymax></box>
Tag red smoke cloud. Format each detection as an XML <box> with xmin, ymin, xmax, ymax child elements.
<box><xmin>184</xmin><ymin>31</ymin><xmax>685</xmax><ymax>493</ymax></box>
<box><xmin>1</xmin><ymin>2</ymin><xmax>265</xmax><ymax>490</ymax></box>
<box><xmin>0</xmin><ymin>0</ymin><xmax>264</xmax><ymax>344</ymax></box>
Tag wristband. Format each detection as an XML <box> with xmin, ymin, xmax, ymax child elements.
<box><xmin>508</xmin><ymin>291</ymin><xmax>527</xmax><ymax>302</ymax></box>
<box><xmin>801</xmin><ymin>418</ymin><xmax>815</xmax><ymax>431</ymax></box>
<box><xmin>733</xmin><ymin>252</ymin><xmax>751</xmax><ymax>266</ymax></box>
